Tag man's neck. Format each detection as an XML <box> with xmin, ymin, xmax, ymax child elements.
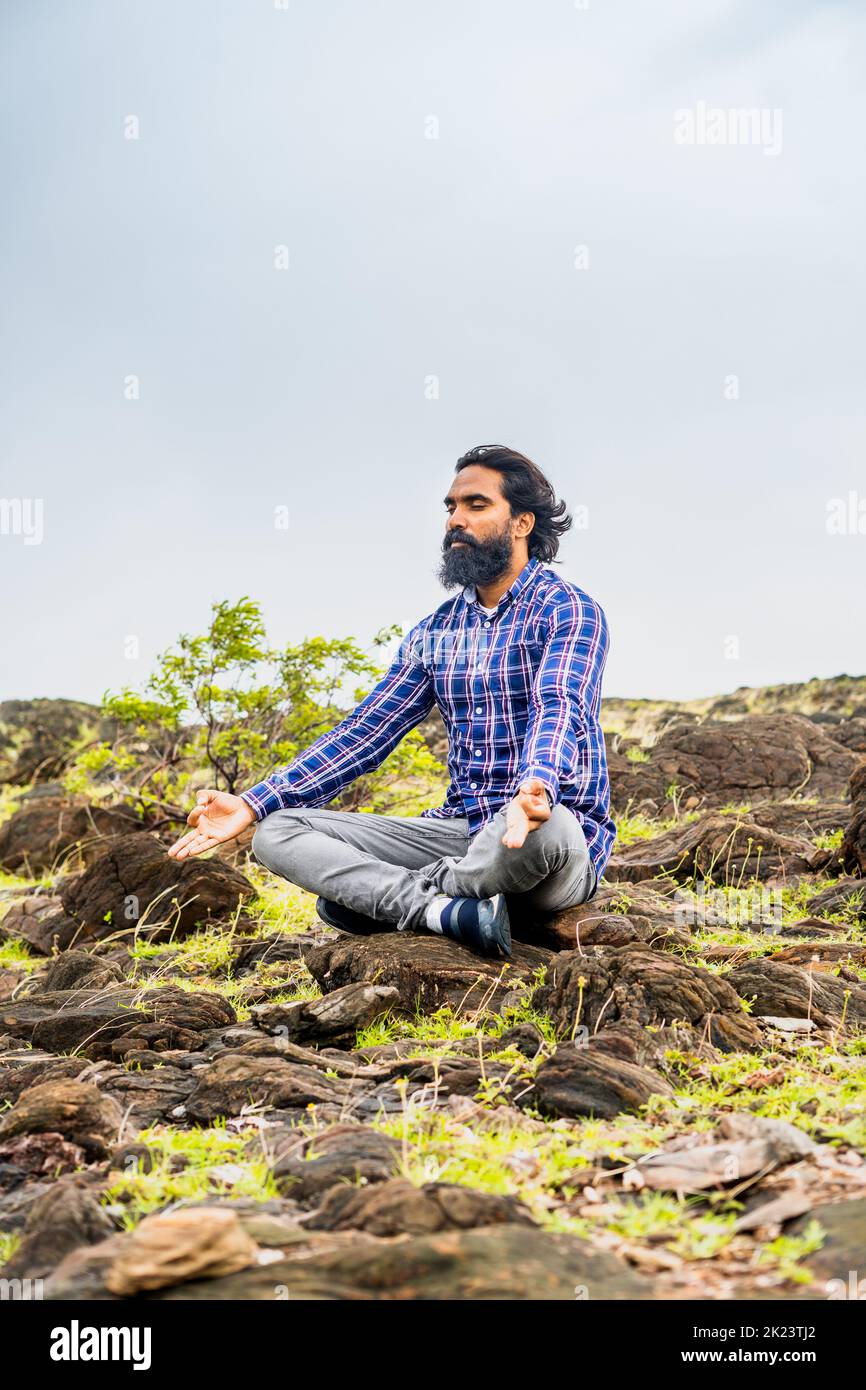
<box><xmin>474</xmin><ymin>554</ymin><xmax>530</xmax><ymax>609</ymax></box>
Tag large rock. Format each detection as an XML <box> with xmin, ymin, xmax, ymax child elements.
<box><xmin>96</xmin><ymin>1065</ymin><xmax>197</xmax><ymax>1127</ymax></box>
<box><xmin>829</xmin><ymin>718</ymin><xmax>866</xmax><ymax>754</ymax></box>
<box><xmin>0</xmin><ymin>1180</ymin><xmax>56</xmax><ymax>1233</ymax></box>
<box><xmin>806</xmin><ymin>877</ymin><xmax>866</xmax><ymax>922</ymax></box>
<box><xmin>183</xmin><ymin>1053</ymin><xmax>352</xmax><ymax>1122</ymax></box>
<box><xmin>0</xmin><ymin>1180</ymin><xmax>116</xmax><ymax>1280</ymax></box>
<box><xmin>305</xmin><ymin>1179</ymin><xmax>535</xmax><ymax>1235</ymax></box>
<box><xmin>548</xmin><ymin>882</ymin><xmax>686</xmax><ymax>952</ymax></box>
<box><xmin>47</xmin><ymin>1222</ymin><xmax>650</xmax><ymax>1301</ymax></box>
<box><xmin>252</xmin><ymin>983</ymin><xmax>401</xmax><ymax>1047</ymax></box>
<box><xmin>512</xmin><ymin>876</ymin><xmax>692</xmax><ymax>953</ymax></box>
<box><xmin>607</xmin><ymin>812</ymin><xmax>822</xmax><ymax>885</ymax></box>
<box><xmin>0</xmin><ymin>797</ymin><xmax>143</xmax><ymax>875</ymax></box>
<box><xmin>532</xmin><ymin>943</ymin><xmax>762</xmax><ymax>1051</ymax></box>
<box><xmin>59</xmin><ymin>833</ymin><xmax>254</xmax><ymax>942</ymax></box>
<box><xmin>0</xmin><ymin>896</ymin><xmax>81</xmax><ymax>955</ymax></box>
<box><xmin>529</xmin><ymin>907</ymin><xmax>690</xmax><ymax>954</ymax></box>
<box><xmin>606</xmin><ymin>747</ymin><xmax>669</xmax><ymax>816</ymax></box>
<box><xmin>767</xmin><ymin>940</ymin><xmax>866</xmax><ymax>969</ymax></box>
<box><xmin>0</xmin><ymin>1053</ymin><xmax>89</xmax><ymax>1107</ymax></box>
<box><xmin>609</xmin><ymin>713</ymin><xmax>860</xmax><ymax>816</ymax></box>
<box><xmin>303</xmin><ymin>932</ymin><xmax>551</xmax><ymax>1018</ymax></box>
<box><xmin>106</xmin><ymin>1208</ymin><xmax>257</xmax><ymax>1295</ymax></box>
<box><xmin>727</xmin><ymin>957</ymin><xmax>866</xmax><ymax>1029</ymax></box>
<box><xmin>0</xmin><ymin>1132</ymin><xmax>87</xmax><ymax>1191</ymax></box>
<box><xmin>669</xmin><ymin>711</ymin><xmax>860</xmax><ymax>801</ymax></box>
<box><xmin>0</xmin><ymin>698</ymin><xmax>115</xmax><ymax>786</ymax></box>
<box><xmin>0</xmin><ymin>1079</ymin><xmax>123</xmax><ymax>1158</ymax></box>
<box><xmin>46</xmin><ymin>1207</ymin><xmax>258</xmax><ymax>1298</ymax></box>
<box><xmin>531</xmin><ymin>1041</ymin><xmax>674</xmax><ymax>1120</ymax></box>
<box><xmin>745</xmin><ymin>799</ymin><xmax>849</xmax><ymax>841</ymax></box>
<box><xmin>840</xmin><ymin>760</ymin><xmax>866</xmax><ymax>876</ymax></box>
<box><xmin>0</xmin><ymin>985</ymin><xmax>236</xmax><ymax>1060</ymax></box>
<box><xmin>271</xmin><ymin>1123</ymin><xmax>402</xmax><ymax>1204</ymax></box>
<box><xmin>576</xmin><ymin>1017</ymin><xmax>676</xmax><ymax>1070</ymax></box>
<box><xmin>232</xmin><ymin>931</ymin><xmax>329</xmax><ymax>973</ymax></box>
<box><xmin>25</xmin><ymin>950</ymin><xmax>125</xmax><ymax>994</ymax></box>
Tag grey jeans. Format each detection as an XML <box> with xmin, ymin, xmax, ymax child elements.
<box><xmin>251</xmin><ymin>804</ymin><xmax>598</xmax><ymax>932</ymax></box>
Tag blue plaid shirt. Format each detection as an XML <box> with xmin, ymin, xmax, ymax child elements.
<box><xmin>241</xmin><ymin>556</ymin><xmax>616</xmax><ymax>880</ymax></box>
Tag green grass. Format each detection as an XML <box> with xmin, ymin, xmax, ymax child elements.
<box><xmin>370</xmin><ymin>1090</ymin><xmax>824</xmax><ymax>1277</ymax></box>
<box><xmin>614</xmin><ymin>807</ymin><xmax>701</xmax><ymax>847</ymax></box>
<box><xmin>100</xmin><ymin>1122</ymin><xmax>281</xmax><ymax>1228</ymax></box>
<box><xmin>124</xmin><ymin>877</ymin><xmax>324</xmax><ymax>1018</ymax></box>
<box><xmin>754</xmin><ymin>1221</ymin><xmax>826</xmax><ymax>1284</ymax></box>
<box><xmin>0</xmin><ymin>784</ymin><xmax>860</xmax><ymax>1294</ymax></box>
<box><xmin>0</xmin><ymin>784</ymin><xmax>26</xmax><ymax>832</ymax></box>
<box><xmin>0</xmin><ymin>938</ymin><xmax>42</xmax><ymax>974</ymax></box>
<box><xmin>375</xmin><ymin>1099</ymin><xmax>605</xmax><ymax>1213</ymax></box>
<box><xmin>242</xmin><ymin>870</ymin><xmax>321</xmax><ymax>935</ymax></box>
<box><xmin>0</xmin><ymin>1232</ymin><xmax>22</xmax><ymax>1268</ymax></box>
<box><xmin>355</xmin><ymin>978</ymin><xmax>556</xmax><ymax>1052</ymax></box>
<box><xmin>625</xmin><ymin>746</ymin><xmax>651</xmax><ymax>764</ymax></box>
<box><xmin>660</xmin><ymin>1040</ymin><xmax>866</xmax><ymax>1147</ymax></box>
<box><xmin>589</xmin><ymin>1190</ymin><xmax>739</xmax><ymax>1259</ymax></box>
<box><xmin>814</xmin><ymin>829</ymin><xmax>844</xmax><ymax>852</ymax></box>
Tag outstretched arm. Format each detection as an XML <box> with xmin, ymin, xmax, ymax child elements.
<box><xmin>168</xmin><ymin>622</ymin><xmax>435</xmax><ymax>860</ymax></box>
<box><xmin>240</xmin><ymin>626</ymin><xmax>435</xmax><ymax>819</ymax></box>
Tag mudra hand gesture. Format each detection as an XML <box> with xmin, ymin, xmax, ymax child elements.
<box><xmin>502</xmin><ymin>776</ymin><xmax>552</xmax><ymax>849</ymax></box>
<box><xmin>167</xmin><ymin>790</ymin><xmax>254</xmax><ymax>861</ymax></box>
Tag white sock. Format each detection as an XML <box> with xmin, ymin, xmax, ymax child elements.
<box><xmin>425</xmin><ymin>894</ymin><xmax>451</xmax><ymax>933</ymax></box>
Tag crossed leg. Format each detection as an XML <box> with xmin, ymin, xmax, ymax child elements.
<box><xmin>251</xmin><ymin>803</ymin><xmax>597</xmax><ymax>932</ymax></box>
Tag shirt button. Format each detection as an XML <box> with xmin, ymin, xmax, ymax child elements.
<box><xmin>484</xmin><ymin>621</ymin><xmax>491</xmax><ymax>628</ymax></box>
<box><xmin>475</xmin><ymin>706</ymin><xmax>482</xmax><ymax>714</ymax></box>
<box><xmin>474</xmin><ymin>749</ymin><xmax>481</xmax><ymax>757</ymax></box>
<box><xmin>470</xmin><ymin>782</ymin><xmax>478</xmax><ymax>790</ymax></box>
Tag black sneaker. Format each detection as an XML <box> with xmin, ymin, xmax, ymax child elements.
<box><xmin>430</xmin><ymin>891</ymin><xmax>512</xmax><ymax>959</ymax></box>
<box><xmin>315</xmin><ymin>897</ymin><xmax>391</xmax><ymax>936</ymax></box>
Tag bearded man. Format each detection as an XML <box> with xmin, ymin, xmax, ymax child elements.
<box><xmin>168</xmin><ymin>444</ymin><xmax>615</xmax><ymax>958</ymax></box>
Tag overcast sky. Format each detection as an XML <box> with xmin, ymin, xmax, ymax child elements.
<box><xmin>1</xmin><ymin>0</ymin><xmax>863</xmax><ymax>707</ymax></box>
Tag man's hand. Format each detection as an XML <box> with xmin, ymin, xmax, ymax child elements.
<box><xmin>501</xmin><ymin>777</ymin><xmax>552</xmax><ymax>849</ymax></box>
<box><xmin>167</xmin><ymin>790</ymin><xmax>255</xmax><ymax>861</ymax></box>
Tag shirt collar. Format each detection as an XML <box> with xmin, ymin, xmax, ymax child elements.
<box><xmin>461</xmin><ymin>555</ymin><xmax>543</xmax><ymax>614</ymax></box>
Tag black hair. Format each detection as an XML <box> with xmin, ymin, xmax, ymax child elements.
<box><xmin>454</xmin><ymin>444</ymin><xmax>572</xmax><ymax>563</ymax></box>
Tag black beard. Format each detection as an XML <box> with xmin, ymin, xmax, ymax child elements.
<box><xmin>437</xmin><ymin>527</ymin><xmax>514</xmax><ymax>591</ymax></box>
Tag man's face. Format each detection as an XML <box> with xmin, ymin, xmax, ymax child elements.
<box><xmin>437</xmin><ymin>464</ymin><xmax>527</xmax><ymax>590</ymax></box>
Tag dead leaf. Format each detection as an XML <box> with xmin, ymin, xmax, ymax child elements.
<box><xmin>732</xmin><ymin>1190</ymin><xmax>813</xmax><ymax>1233</ymax></box>
<box><xmin>621</xmin><ymin>1115</ymin><xmax>819</xmax><ymax>1195</ymax></box>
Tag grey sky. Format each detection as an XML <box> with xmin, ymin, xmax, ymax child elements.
<box><xmin>1</xmin><ymin>0</ymin><xmax>863</xmax><ymax>706</ymax></box>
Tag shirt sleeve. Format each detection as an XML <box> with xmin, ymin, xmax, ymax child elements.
<box><xmin>511</xmin><ymin>593</ymin><xmax>610</xmax><ymax>806</ymax></box>
<box><xmin>240</xmin><ymin>621</ymin><xmax>435</xmax><ymax>820</ymax></box>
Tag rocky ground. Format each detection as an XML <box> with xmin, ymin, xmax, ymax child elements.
<box><xmin>0</xmin><ymin>680</ymin><xmax>865</xmax><ymax>1301</ymax></box>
